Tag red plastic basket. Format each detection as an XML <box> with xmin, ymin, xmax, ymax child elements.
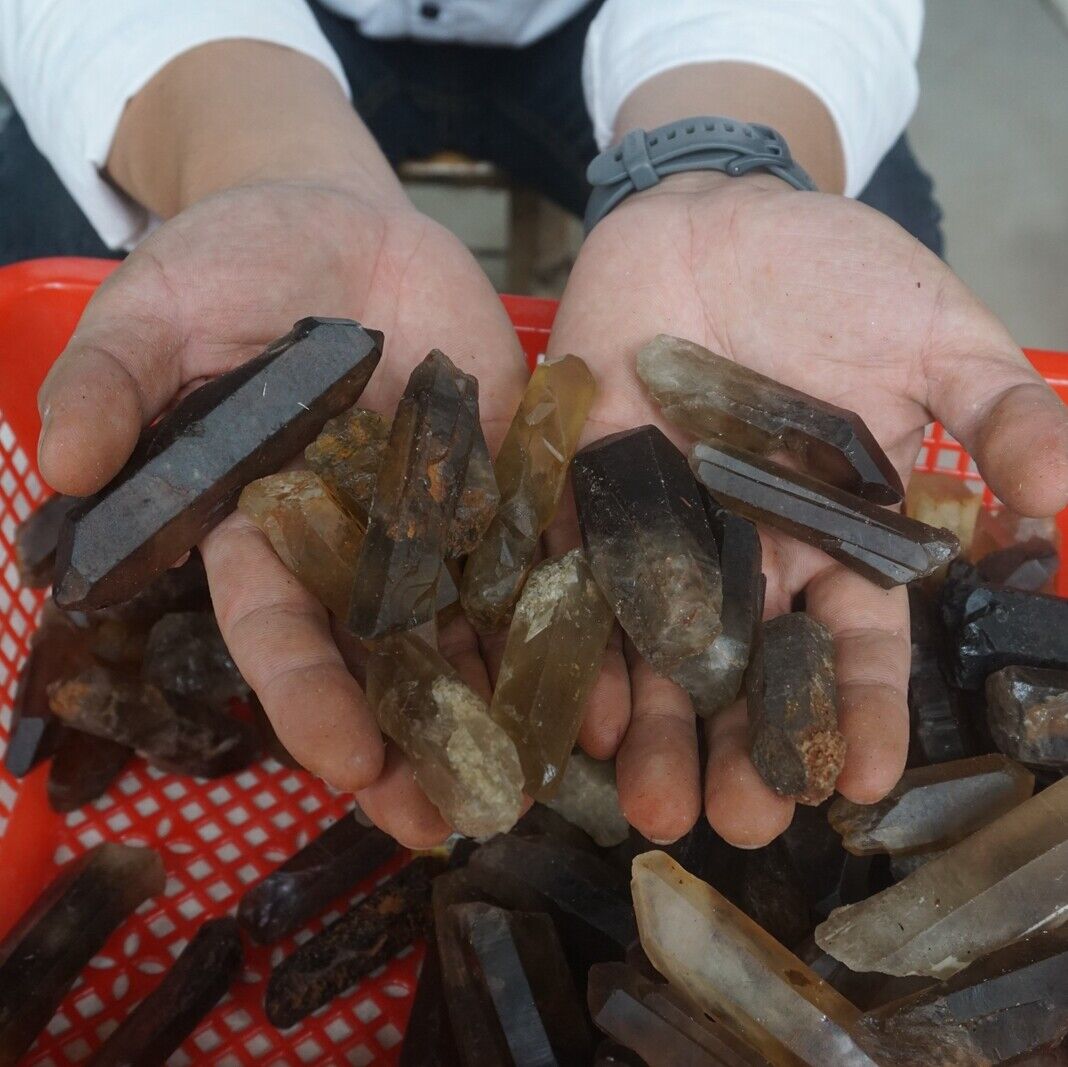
<box><xmin>0</xmin><ymin>257</ymin><xmax>1065</xmax><ymax>1065</ymax></box>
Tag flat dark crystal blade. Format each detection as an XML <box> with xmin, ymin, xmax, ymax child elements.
<box><xmin>14</xmin><ymin>494</ymin><xmax>79</xmax><ymax>587</ymax></box>
<box><xmin>238</xmin><ymin>814</ymin><xmax>399</xmax><ymax>944</ymax></box>
<box><xmin>398</xmin><ymin>942</ymin><xmax>460</xmax><ymax>1067</ymax></box>
<box><xmin>47</xmin><ymin>731</ymin><xmax>131</xmax><ymax>811</ymax></box>
<box><xmin>53</xmin><ymin>318</ymin><xmax>382</xmax><ymax>609</ymax></box>
<box><xmin>573</xmin><ymin>426</ymin><xmax>723</xmax><ymax>673</ymax></box>
<box><xmin>690</xmin><ymin>441</ymin><xmax>960</xmax><ymax>588</ymax></box>
<box><xmin>638</xmin><ymin>334</ymin><xmax>904</xmax><ymax>504</ymax></box>
<box><xmin>86</xmin><ymin>917</ymin><xmax>242</xmax><ymax>1067</ymax></box>
<box><xmin>0</xmin><ymin>844</ymin><xmax>164</xmax><ymax>1067</ymax></box>
<box><xmin>265</xmin><ymin>857</ymin><xmax>441</xmax><ymax>1028</ymax></box>
<box><xmin>986</xmin><ymin>666</ymin><xmax>1068</xmax><ymax>769</ymax></box>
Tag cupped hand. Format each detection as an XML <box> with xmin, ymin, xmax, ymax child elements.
<box><xmin>37</xmin><ymin>180</ymin><xmax>528</xmax><ymax>847</ymax></box>
<box><xmin>547</xmin><ymin>171</ymin><xmax>1068</xmax><ymax>848</ymax></box>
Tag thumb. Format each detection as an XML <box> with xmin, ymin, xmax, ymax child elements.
<box><xmin>37</xmin><ymin>253</ymin><xmax>184</xmax><ymax>496</ymax></box>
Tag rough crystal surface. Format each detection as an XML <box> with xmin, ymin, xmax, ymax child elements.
<box><xmin>815</xmin><ymin>776</ymin><xmax>1068</xmax><ymax>978</ymax></box>
<box><xmin>489</xmin><ymin>549</ymin><xmax>614</xmax><ymax>798</ymax></box>
<box><xmin>977</xmin><ymin>538</ymin><xmax>1060</xmax><ymax>592</ymax></box>
<box><xmin>53</xmin><ymin>317</ymin><xmax>382</xmax><ymax>609</ymax></box>
<box><xmin>829</xmin><ymin>754</ymin><xmax>1034</xmax><ymax>856</ymax></box>
<box><xmin>366</xmin><ymin>633</ymin><xmax>523</xmax><ymax>836</ymax></box>
<box><xmin>638</xmin><ymin>334</ymin><xmax>903</xmax><ymax>504</ymax></box>
<box><xmin>305</xmin><ymin>406</ymin><xmax>390</xmax><ymax>522</ymax></box>
<box><xmin>47</xmin><ymin>731</ymin><xmax>131</xmax><ymax>812</ymax></box>
<box><xmin>574</xmin><ymin>426</ymin><xmax>723</xmax><ymax>672</ymax></box>
<box><xmin>904</xmin><ymin>472</ymin><xmax>982</xmax><ymax>555</ymax></box>
<box><xmin>986</xmin><ymin>666</ymin><xmax>1068</xmax><ymax>769</ymax></box>
<box><xmin>544</xmin><ymin>751</ymin><xmax>630</xmax><ymax>847</ymax></box>
<box><xmin>0</xmin><ymin>844</ymin><xmax>164</xmax><ymax>1067</ymax></box>
<box><xmin>691</xmin><ymin>442</ymin><xmax>960</xmax><ymax>588</ymax></box>
<box><xmin>14</xmin><ymin>493</ymin><xmax>78</xmax><ymax>588</ymax></box>
<box><xmin>747</xmin><ymin>613</ymin><xmax>844</xmax><ymax>805</ymax></box>
<box><xmin>142</xmin><ymin>610</ymin><xmax>247</xmax><ymax>706</ymax></box>
<box><xmin>461</xmin><ymin>354</ymin><xmax>596</xmax><ymax>631</ymax></box>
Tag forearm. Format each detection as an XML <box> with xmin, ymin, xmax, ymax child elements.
<box><xmin>614</xmin><ymin>63</ymin><xmax>844</xmax><ymax>194</ymax></box>
<box><xmin>107</xmin><ymin>40</ymin><xmax>406</xmax><ymax>217</ymax></box>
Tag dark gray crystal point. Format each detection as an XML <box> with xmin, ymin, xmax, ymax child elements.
<box><xmin>53</xmin><ymin>318</ymin><xmax>382</xmax><ymax>609</ymax></box>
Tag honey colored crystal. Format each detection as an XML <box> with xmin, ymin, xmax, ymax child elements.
<box><xmin>632</xmin><ymin>851</ymin><xmax>880</xmax><ymax>1067</ymax></box>
<box><xmin>815</xmin><ymin>776</ymin><xmax>1068</xmax><ymax>978</ymax></box>
<box><xmin>461</xmin><ymin>354</ymin><xmax>596</xmax><ymax>631</ymax></box>
<box><xmin>489</xmin><ymin>549</ymin><xmax>614</xmax><ymax>798</ymax></box>
<box><xmin>904</xmin><ymin>472</ymin><xmax>983</xmax><ymax>555</ymax></box>
<box><xmin>366</xmin><ymin>633</ymin><xmax>523</xmax><ymax>836</ymax></box>
<box><xmin>828</xmin><ymin>754</ymin><xmax>1034</xmax><ymax>857</ymax></box>
<box><xmin>305</xmin><ymin>406</ymin><xmax>390</xmax><ymax>522</ymax></box>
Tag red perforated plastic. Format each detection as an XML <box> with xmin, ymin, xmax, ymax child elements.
<box><xmin>0</xmin><ymin>257</ymin><xmax>1065</xmax><ymax>1064</ymax></box>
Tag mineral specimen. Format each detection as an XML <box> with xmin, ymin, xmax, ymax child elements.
<box><xmin>47</xmin><ymin>731</ymin><xmax>131</xmax><ymax>812</ymax></box>
<box><xmin>971</xmin><ymin>506</ymin><xmax>1060</xmax><ymax>562</ymax></box>
<box><xmin>448</xmin><ymin>902</ymin><xmax>594</xmax><ymax>1065</ymax></box>
<box><xmin>690</xmin><ymin>442</ymin><xmax>960</xmax><ymax>588</ymax></box>
<box><xmin>53</xmin><ymin>317</ymin><xmax>382</xmax><ymax>609</ymax></box>
<box><xmin>904</xmin><ymin>472</ymin><xmax>982</xmax><ymax>555</ymax></box>
<box><xmin>142</xmin><ymin>611</ymin><xmax>247</xmax><ymax>706</ymax></box>
<box><xmin>84</xmin><ymin>551</ymin><xmax>211</xmax><ymax>624</ymax></box>
<box><xmin>856</xmin><ymin>929</ymin><xmax>1068</xmax><ymax>1066</ymax></box>
<box><xmin>449</xmin><ymin>374</ymin><xmax>499</xmax><ymax>557</ymax></box>
<box><xmin>86</xmin><ymin>917</ymin><xmax>242</xmax><ymax>1067</ymax></box>
<box><xmin>977</xmin><ymin>538</ymin><xmax>1060</xmax><ymax>592</ymax></box>
<box><xmin>265</xmin><ymin>857</ymin><xmax>440</xmax><ymax>1028</ymax></box>
<box><xmin>637</xmin><ymin>334</ymin><xmax>903</xmax><ymax>505</ymax></box>
<box><xmin>0</xmin><ymin>844</ymin><xmax>164</xmax><ymax>1067</ymax></box>
<box><xmin>543</xmin><ymin>751</ymin><xmax>630</xmax><ymax>848</ymax></box>
<box><xmin>573</xmin><ymin>426</ymin><xmax>723</xmax><ymax>672</ymax></box>
<box><xmin>14</xmin><ymin>493</ymin><xmax>78</xmax><ymax>587</ymax></box>
<box><xmin>746</xmin><ymin>613</ymin><xmax>844</xmax><ymax>805</ymax></box>
<box><xmin>398</xmin><ymin>943</ymin><xmax>459</xmax><ymax>1067</ymax></box>
<box><xmin>489</xmin><ymin>549</ymin><xmax>614</xmax><ymax>798</ymax></box>
<box><xmin>739</xmin><ymin>840</ymin><xmax>817</xmax><ymax>950</ymax></box>
<box><xmin>366</xmin><ymin>633</ymin><xmax>523</xmax><ymax>836</ymax></box>
<box><xmin>815</xmin><ymin>776</ymin><xmax>1068</xmax><ymax>978</ymax></box>
<box><xmin>238</xmin><ymin>814</ymin><xmax>399</xmax><ymax>943</ymax></box>
<box><xmin>49</xmin><ymin>665</ymin><xmax>258</xmax><ymax>778</ymax></box>
<box><xmin>829</xmin><ymin>754</ymin><xmax>1034</xmax><ymax>856</ymax></box>
<box><xmin>632</xmin><ymin>851</ymin><xmax>879</xmax><ymax>1067</ymax></box>
<box><xmin>670</xmin><ymin>500</ymin><xmax>763</xmax><ymax>717</ymax></box>
<box><xmin>305</xmin><ymin>406</ymin><xmax>390</xmax><ymax>521</ymax></box>
<box><xmin>460</xmin><ymin>354</ymin><xmax>596</xmax><ymax>631</ymax></box>
<box><xmin>986</xmin><ymin>666</ymin><xmax>1068</xmax><ymax>769</ymax></box>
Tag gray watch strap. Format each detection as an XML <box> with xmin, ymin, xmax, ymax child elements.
<box><xmin>584</xmin><ymin>116</ymin><xmax>816</xmax><ymax>233</ymax></box>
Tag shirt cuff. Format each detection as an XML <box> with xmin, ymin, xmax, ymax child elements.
<box><xmin>582</xmin><ymin>0</ymin><xmax>923</xmax><ymax>196</ymax></box>
<box><xmin>2</xmin><ymin>0</ymin><xmax>349</xmax><ymax>249</ymax></box>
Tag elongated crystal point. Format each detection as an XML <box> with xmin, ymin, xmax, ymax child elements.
<box><xmin>691</xmin><ymin>441</ymin><xmax>959</xmax><ymax>588</ymax></box>
<box><xmin>489</xmin><ymin>549</ymin><xmax>614</xmax><ymax>798</ymax></box>
<box><xmin>574</xmin><ymin>426</ymin><xmax>723</xmax><ymax>672</ymax></box>
<box><xmin>632</xmin><ymin>851</ymin><xmax>880</xmax><ymax>1067</ymax></box>
<box><xmin>638</xmin><ymin>334</ymin><xmax>903</xmax><ymax>505</ymax></box>
<box><xmin>986</xmin><ymin>665</ymin><xmax>1068</xmax><ymax>768</ymax></box>
<box><xmin>14</xmin><ymin>493</ymin><xmax>79</xmax><ymax>588</ymax></box>
<box><xmin>461</xmin><ymin>354</ymin><xmax>596</xmax><ymax>631</ymax></box>
<box><xmin>47</xmin><ymin>731</ymin><xmax>130</xmax><ymax>811</ymax></box>
<box><xmin>816</xmin><ymin>776</ymin><xmax>1068</xmax><ymax>978</ymax></box>
<box><xmin>53</xmin><ymin>318</ymin><xmax>382</xmax><ymax>609</ymax></box>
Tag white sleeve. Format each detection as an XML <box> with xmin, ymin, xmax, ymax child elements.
<box><xmin>0</xmin><ymin>0</ymin><xmax>350</xmax><ymax>250</ymax></box>
<box><xmin>582</xmin><ymin>0</ymin><xmax>924</xmax><ymax>197</ymax></box>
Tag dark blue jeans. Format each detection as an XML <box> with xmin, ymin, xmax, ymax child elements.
<box><xmin>0</xmin><ymin>0</ymin><xmax>943</xmax><ymax>265</ymax></box>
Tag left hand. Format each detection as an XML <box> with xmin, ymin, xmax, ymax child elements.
<box><xmin>545</xmin><ymin>171</ymin><xmax>1068</xmax><ymax>848</ymax></box>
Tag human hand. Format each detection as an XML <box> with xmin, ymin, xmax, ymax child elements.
<box><xmin>547</xmin><ymin>170</ymin><xmax>1068</xmax><ymax>848</ymax></box>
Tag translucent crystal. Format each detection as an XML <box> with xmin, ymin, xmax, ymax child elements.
<box><xmin>986</xmin><ymin>666</ymin><xmax>1068</xmax><ymax>769</ymax></box>
<box><xmin>904</xmin><ymin>472</ymin><xmax>982</xmax><ymax>555</ymax></box>
<box><xmin>305</xmin><ymin>406</ymin><xmax>390</xmax><ymax>522</ymax></box>
<box><xmin>142</xmin><ymin>610</ymin><xmax>247</xmax><ymax>707</ymax></box>
<box><xmin>544</xmin><ymin>751</ymin><xmax>630</xmax><ymax>847</ymax></box>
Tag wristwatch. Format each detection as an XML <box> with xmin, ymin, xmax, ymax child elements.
<box><xmin>584</xmin><ymin>116</ymin><xmax>816</xmax><ymax>233</ymax></box>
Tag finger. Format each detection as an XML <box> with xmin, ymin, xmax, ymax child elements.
<box><xmin>616</xmin><ymin>642</ymin><xmax>700</xmax><ymax>844</ymax></box>
<box><xmin>201</xmin><ymin>510</ymin><xmax>385</xmax><ymax>793</ymax></box>
<box><xmin>438</xmin><ymin>612</ymin><xmax>492</xmax><ymax>703</ymax></box>
<box><xmin>705</xmin><ymin>700</ymin><xmax>795</xmax><ymax>848</ymax></box>
<box><xmin>804</xmin><ymin>565</ymin><xmax>910</xmax><ymax>804</ymax></box>
<box><xmin>356</xmin><ymin>743</ymin><xmax>452</xmax><ymax>849</ymax></box>
<box><xmin>577</xmin><ymin>626</ymin><xmax>631</xmax><ymax>758</ymax></box>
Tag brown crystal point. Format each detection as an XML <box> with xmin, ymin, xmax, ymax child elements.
<box><xmin>746</xmin><ymin>613</ymin><xmax>845</xmax><ymax>805</ymax></box>
<box><xmin>543</xmin><ymin>750</ymin><xmax>630</xmax><ymax>847</ymax></box>
<box><xmin>638</xmin><ymin>334</ymin><xmax>903</xmax><ymax>505</ymax></box>
<box><xmin>14</xmin><ymin>493</ymin><xmax>79</xmax><ymax>587</ymax></box>
<box><xmin>573</xmin><ymin>426</ymin><xmax>723</xmax><ymax>673</ymax></box>
<box><xmin>632</xmin><ymin>851</ymin><xmax>879</xmax><ymax>1067</ymax></box>
<box><xmin>815</xmin><ymin>776</ymin><xmax>1068</xmax><ymax>978</ymax></box>
<box><xmin>47</xmin><ymin>731</ymin><xmax>131</xmax><ymax>811</ymax></box>
<box><xmin>829</xmin><ymin>753</ymin><xmax>1034</xmax><ymax>857</ymax></box>
<box><xmin>142</xmin><ymin>610</ymin><xmax>247</xmax><ymax>707</ymax></box>
<box><xmin>348</xmin><ymin>350</ymin><xmax>478</xmax><ymax>637</ymax></box>
<box><xmin>49</xmin><ymin>664</ymin><xmax>258</xmax><ymax>778</ymax></box>
<box><xmin>691</xmin><ymin>441</ymin><xmax>960</xmax><ymax>589</ymax></box>
<box><xmin>904</xmin><ymin>471</ymin><xmax>982</xmax><ymax>555</ymax></box>
<box><xmin>264</xmin><ymin>857</ymin><xmax>441</xmax><ymax>1029</ymax></box>
<box><xmin>449</xmin><ymin>374</ymin><xmax>500</xmax><ymax>557</ymax></box>
<box><xmin>84</xmin><ymin>550</ymin><xmax>210</xmax><ymax>625</ymax></box>
<box><xmin>0</xmin><ymin>843</ymin><xmax>164</xmax><ymax>1067</ymax></box>
<box><xmin>398</xmin><ymin>942</ymin><xmax>460</xmax><ymax>1067</ymax></box>
<box><xmin>238</xmin><ymin>814</ymin><xmax>399</xmax><ymax>944</ymax></box>
<box><xmin>239</xmin><ymin>469</ymin><xmax>365</xmax><ymax>618</ymax></box>
<box><xmin>305</xmin><ymin>406</ymin><xmax>391</xmax><ymax>522</ymax></box>
<box><xmin>52</xmin><ymin>317</ymin><xmax>382</xmax><ymax>610</ymax></box>
<box><xmin>461</xmin><ymin>354</ymin><xmax>596</xmax><ymax>631</ymax></box>
<box><xmin>86</xmin><ymin>916</ymin><xmax>242</xmax><ymax>1067</ymax></box>
<box><xmin>986</xmin><ymin>665</ymin><xmax>1068</xmax><ymax>769</ymax></box>
<box><xmin>489</xmin><ymin>549</ymin><xmax>614</xmax><ymax>798</ymax></box>
<box><xmin>366</xmin><ymin>632</ymin><xmax>523</xmax><ymax>836</ymax></box>
<box><xmin>856</xmin><ymin>928</ymin><xmax>1068</xmax><ymax>1067</ymax></box>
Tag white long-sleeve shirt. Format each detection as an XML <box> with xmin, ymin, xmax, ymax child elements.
<box><xmin>0</xmin><ymin>0</ymin><xmax>923</xmax><ymax>250</ymax></box>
